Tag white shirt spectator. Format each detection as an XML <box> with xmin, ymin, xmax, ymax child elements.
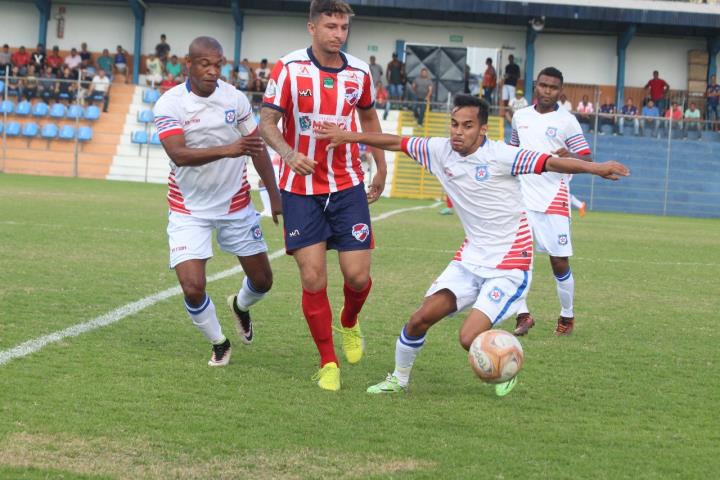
<box><xmin>91</xmin><ymin>74</ymin><xmax>110</xmax><ymax>93</ymax></box>
<box><xmin>65</xmin><ymin>54</ymin><xmax>82</xmax><ymax>70</ymax></box>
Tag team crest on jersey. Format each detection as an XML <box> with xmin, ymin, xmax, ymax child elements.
<box><xmin>224</xmin><ymin>109</ymin><xmax>236</xmax><ymax>124</ymax></box>
<box><xmin>475</xmin><ymin>165</ymin><xmax>490</xmax><ymax>182</ymax></box>
<box><xmin>252</xmin><ymin>224</ymin><xmax>263</xmax><ymax>240</ymax></box>
<box><xmin>264</xmin><ymin>79</ymin><xmax>277</xmax><ymax>98</ymax></box>
<box><xmin>344</xmin><ymin>86</ymin><xmax>360</xmax><ymax>106</ymax></box>
<box><xmin>299</xmin><ymin>89</ymin><xmax>312</xmax><ymax>97</ymax></box>
<box><xmin>351</xmin><ymin>223</ymin><xmax>370</xmax><ymax>242</ymax></box>
<box><xmin>299</xmin><ymin>116</ymin><xmax>312</xmax><ymax>131</ymax></box>
<box><xmin>488</xmin><ymin>287</ymin><xmax>505</xmax><ymax>303</ymax></box>
<box><xmin>545</xmin><ymin>127</ymin><xmax>558</xmax><ymax>138</ymax></box>
<box><xmin>558</xmin><ymin>233</ymin><xmax>568</xmax><ymax>245</ymax></box>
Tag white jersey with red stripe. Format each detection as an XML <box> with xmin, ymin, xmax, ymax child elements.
<box><xmin>401</xmin><ymin>136</ymin><xmax>550</xmax><ymax>271</ymax></box>
<box><xmin>153</xmin><ymin>80</ymin><xmax>257</xmax><ymax>219</ymax></box>
<box><xmin>263</xmin><ymin>47</ymin><xmax>375</xmax><ymax>195</ymax></box>
<box><xmin>510</xmin><ymin>105</ymin><xmax>591</xmax><ymax>216</ymax></box>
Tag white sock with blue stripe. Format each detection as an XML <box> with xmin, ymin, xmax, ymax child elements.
<box><xmin>235</xmin><ymin>276</ymin><xmax>267</xmax><ymax>311</ymax></box>
<box><xmin>555</xmin><ymin>269</ymin><xmax>574</xmax><ymax>318</ymax></box>
<box><xmin>392</xmin><ymin>324</ymin><xmax>426</xmax><ymax>387</ymax></box>
<box><xmin>185</xmin><ymin>294</ymin><xmax>225</xmax><ymax>344</ymax></box>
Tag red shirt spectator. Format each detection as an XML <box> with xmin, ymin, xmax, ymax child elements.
<box><xmin>11</xmin><ymin>47</ymin><xmax>30</xmax><ymax>67</ymax></box>
<box><xmin>47</xmin><ymin>48</ymin><xmax>63</xmax><ymax>72</ymax></box>
<box><xmin>665</xmin><ymin>103</ymin><xmax>682</xmax><ymax>120</ymax></box>
<box><xmin>645</xmin><ymin>70</ymin><xmax>669</xmax><ymax>102</ymax></box>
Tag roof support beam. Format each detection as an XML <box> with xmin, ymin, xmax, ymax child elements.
<box><xmin>615</xmin><ymin>24</ymin><xmax>636</xmax><ymax>107</ymax></box>
<box><xmin>34</xmin><ymin>0</ymin><xmax>51</xmax><ymax>47</ymax></box>
<box><xmin>230</xmin><ymin>0</ymin><xmax>244</xmax><ymax>67</ymax></box>
<box><xmin>708</xmin><ymin>36</ymin><xmax>720</xmax><ymax>81</ymax></box>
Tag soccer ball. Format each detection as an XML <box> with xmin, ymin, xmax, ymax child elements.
<box><xmin>468</xmin><ymin>330</ymin><xmax>524</xmax><ymax>384</ymax></box>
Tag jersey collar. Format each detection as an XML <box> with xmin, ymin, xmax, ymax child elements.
<box><xmin>307</xmin><ymin>47</ymin><xmax>348</xmax><ymax>73</ymax></box>
<box><xmin>534</xmin><ymin>103</ymin><xmax>559</xmax><ymax>114</ymax></box>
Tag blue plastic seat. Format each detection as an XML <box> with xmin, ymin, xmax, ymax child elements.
<box><xmin>58</xmin><ymin>125</ymin><xmax>75</xmax><ymax>140</ymax></box>
<box><xmin>132</xmin><ymin>130</ymin><xmax>149</xmax><ymax>144</ymax></box>
<box><xmin>143</xmin><ymin>89</ymin><xmax>160</xmax><ymax>104</ymax></box>
<box><xmin>6</xmin><ymin>121</ymin><xmax>21</xmax><ymax>136</ymax></box>
<box><xmin>0</xmin><ymin>100</ymin><xmax>13</xmax><ymax>114</ymax></box>
<box><xmin>85</xmin><ymin>105</ymin><xmax>100</xmax><ymax>121</ymax></box>
<box><xmin>41</xmin><ymin>123</ymin><xmax>59</xmax><ymax>139</ymax></box>
<box><xmin>137</xmin><ymin>109</ymin><xmax>154</xmax><ymax>124</ymax></box>
<box><xmin>150</xmin><ymin>132</ymin><xmax>161</xmax><ymax>145</ymax></box>
<box><xmin>0</xmin><ymin>80</ymin><xmax>4</xmax><ymax>93</ymax></box>
<box><xmin>22</xmin><ymin>122</ymin><xmax>39</xmax><ymax>138</ymax></box>
<box><xmin>50</xmin><ymin>103</ymin><xmax>66</xmax><ymax>119</ymax></box>
<box><xmin>16</xmin><ymin>100</ymin><xmax>32</xmax><ymax>116</ymax></box>
<box><xmin>32</xmin><ymin>102</ymin><xmax>50</xmax><ymax>117</ymax></box>
<box><xmin>67</xmin><ymin>104</ymin><xmax>84</xmax><ymax>120</ymax></box>
<box><xmin>78</xmin><ymin>126</ymin><xmax>93</xmax><ymax>142</ymax></box>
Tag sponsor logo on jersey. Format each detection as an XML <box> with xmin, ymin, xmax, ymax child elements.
<box><xmin>344</xmin><ymin>86</ymin><xmax>360</xmax><ymax>106</ymax></box>
<box><xmin>339</xmin><ymin>71</ymin><xmax>359</xmax><ymax>82</ymax></box>
<box><xmin>297</xmin><ymin>66</ymin><xmax>311</xmax><ymax>76</ymax></box>
<box><xmin>252</xmin><ymin>224</ymin><xmax>263</xmax><ymax>240</ymax></box>
<box><xmin>545</xmin><ymin>126</ymin><xmax>558</xmax><ymax>138</ymax></box>
<box><xmin>558</xmin><ymin>233</ymin><xmax>568</xmax><ymax>245</ymax></box>
<box><xmin>475</xmin><ymin>165</ymin><xmax>490</xmax><ymax>181</ymax></box>
<box><xmin>488</xmin><ymin>286</ymin><xmax>505</xmax><ymax>303</ymax></box>
<box><xmin>323</xmin><ymin>77</ymin><xmax>334</xmax><ymax>89</ymax></box>
<box><xmin>224</xmin><ymin>109</ymin><xmax>236</xmax><ymax>124</ymax></box>
<box><xmin>443</xmin><ymin>167</ymin><xmax>454</xmax><ymax>178</ymax></box>
<box><xmin>265</xmin><ymin>79</ymin><xmax>277</xmax><ymax>98</ymax></box>
<box><xmin>351</xmin><ymin>223</ymin><xmax>370</xmax><ymax>242</ymax></box>
<box><xmin>299</xmin><ymin>89</ymin><xmax>312</xmax><ymax>97</ymax></box>
<box><xmin>298</xmin><ymin>114</ymin><xmax>351</xmax><ymax>133</ymax></box>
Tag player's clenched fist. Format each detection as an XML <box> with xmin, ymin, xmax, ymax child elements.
<box><xmin>283</xmin><ymin>150</ymin><xmax>317</xmax><ymax>176</ymax></box>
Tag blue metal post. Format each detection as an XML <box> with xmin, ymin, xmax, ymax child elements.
<box><xmin>129</xmin><ymin>0</ymin><xmax>145</xmax><ymax>85</ymax></box>
<box><xmin>34</xmin><ymin>0</ymin><xmax>51</xmax><ymax>46</ymax></box>
<box><xmin>616</xmin><ymin>25</ymin><xmax>636</xmax><ymax>108</ymax></box>
<box><xmin>708</xmin><ymin>36</ymin><xmax>720</xmax><ymax>81</ymax></box>
<box><xmin>395</xmin><ymin>40</ymin><xmax>405</xmax><ymax>61</ymax></box>
<box><xmin>231</xmin><ymin>0</ymin><xmax>244</xmax><ymax>66</ymax></box>
<box><xmin>524</xmin><ymin>26</ymin><xmax>538</xmax><ymax>103</ymax></box>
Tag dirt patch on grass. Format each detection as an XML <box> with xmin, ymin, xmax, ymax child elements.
<box><xmin>0</xmin><ymin>432</ymin><xmax>434</xmax><ymax>479</ymax></box>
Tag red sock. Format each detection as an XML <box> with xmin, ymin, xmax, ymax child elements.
<box><xmin>446</xmin><ymin>196</ymin><xmax>453</xmax><ymax>208</ymax></box>
<box><xmin>302</xmin><ymin>287</ymin><xmax>337</xmax><ymax>367</ymax></box>
<box><xmin>340</xmin><ymin>278</ymin><xmax>372</xmax><ymax>328</ymax></box>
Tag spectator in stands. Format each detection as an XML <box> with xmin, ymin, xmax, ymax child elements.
<box><xmin>7</xmin><ymin>66</ymin><xmax>22</xmax><ymax>98</ymax></box>
<box><xmin>558</xmin><ymin>93</ymin><xmax>572</xmax><ymax>111</ymax></box>
<box><xmin>145</xmin><ymin>53</ymin><xmax>163</xmax><ymax>86</ymax></box>
<box><xmin>24</xmin><ymin>65</ymin><xmax>39</xmax><ymax>100</ymax></box>
<box><xmin>375</xmin><ymin>79</ymin><xmax>389</xmax><ymax>119</ymax></box>
<box><xmin>505</xmin><ymin>88</ymin><xmax>528</xmax><ymax>123</ymax></box>
<box><xmin>235</xmin><ymin>58</ymin><xmax>252</xmax><ymax>90</ymax></box>
<box><xmin>502</xmin><ymin>54</ymin><xmax>520</xmax><ymax>107</ymax></box>
<box><xmin>46</xmin><ymin>46</ymin><xmax>64</xmax><ymax>75</ymax></box>
<box><xmin>81</xmin><ymin>59</ymin><xmax>96</xmax><ymax>81</ymax></box>
<box><xmin>31</xmin><ymin>43</ymin><xmax>46</xmax><ymax>71</ymax></box>
<box><xmin>64</xmin><ymin>48</ymin><xmax>82</xmax><ymax>72</ymax></box>
<box><xmin>38</xmin><ymin>65</ymin><xmax>56</xmax><ymax>101</ymax></box>
<box><xmin>386</xmin><ymin>52</ymin><xmax>405</xmax><ymax>102</ymax></box>
<box><xmin>11</xmin><ymin>46</ymin><xmax>31</xmax><ymax>76</ymax></box>
<box><xmin>482</xmin><ymin>57</ymin><xmax>497</xmax><ymax>104</ymax></box>
<box><xmin>683</xmin><ymin>102</ymin><xmax>702</xmax><ymax>139</ymax></box>
<box><xmin>256</xmin><ymin>58</ymin><xmax>271</xmax><ymax>88</ymax></box>
<box><xmin>663</xmin><ymin>101</ymin><xmax>683</xmax><ymax>136</ymax></box>
<box><xmin>155</xmin><ymin>34</ymin><xmax>171</xmax><ymax>63</ymax></box>
<box><xmin>598</xmin><ymin>97</ymin><xmax>616</xmax><ymax>135</ymax></box>
<box><xmin>166</xmin><ymin>54</ymin><xmax>182</xmax><ymax>81</ymax></box>
<box><xmin>55</xmin><ymin>66</ymin><xmax>77</xmax><ymax>104</ymax></box>
<box><xmin>640</xmin><ymin>99</ymin><xmax>660</xmax><ymax>136</ymax></box>
<box><xmin>617</xmin><ymin>97</ymin><xmax>639</xmax><ymax>136</ymax></box>
<box><xmin>249</xmin><ymin>77</ymin><xmax>264</xmax><ymax>92</ymax></box>
<box><xmin>706</xmin><ymin>74</ymin><xmax>719</xmax><ymax>131</ymax></box>
<box><xmin>0</xmin><ymin>44</ymin><xmax>11</xmax><ymax>76</ymax></box>
<box><xmin>463</xmin><ymin>65</ymin><xmax>471</xmax><ymax>94</ymax></box>
<box><xmin>96</xmin><ymin>49</ymin><xmax>113</xmax><ymax>80</ymax></box>
<box><xmin>410</xmin><ymin>68</ymin><xmax>433</xmax><ymax>126</ymax></box>
<box><xmin>159</xmin><ymin>73</ymin><xmax>176</xmax><ymax>94</ymax></box>
<box><xmin>368</xmin><ymin>55</ymin><xmax>383</xmax><ymax>87</ymax></box>
<box><xmin>220</xmin><ymin>57</ymin><xmax>234</xmax><ymax>83</ymax></box>
<box><xmin>114</xmin><ymin>45</ymin><xmax>129</xmax><ymax>79</ymax></box>
<box><xmin>79</xmin><ymin>42</ymin><xmax>92</xmax><ymax>65</ymax></box>
<box><xmin>576</xmin><ymin>95</ymin><xmax>594</xmax><ymax>130</ymax></box>
<box><xmin>644</xmin><ymin>70</ymin><xmax>669</xmax><ymax>113</ymax></box>
<box><xmin>89</xmin><ymin>68</ymin><xmax>111</xmax><ymax>112</ymax></box>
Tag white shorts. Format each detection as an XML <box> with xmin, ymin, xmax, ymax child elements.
<box><xmin>426</xmin><ymin>261</ymin><xmax>531</xmax><ymax>326</ymax></box>
<box><xmin>167</xmin><ymin>209</ymin><xmax>268</xmax><ymax>268</ymax></box>
<box><xmin>502</xmin><ymin>84</ymin><xmax>516</xmax><ymax>101</ymax></box>
<box><xmin>526</xmin><ymin>210</ymin><xmax>573</xmax><ymax>257</ymax></box>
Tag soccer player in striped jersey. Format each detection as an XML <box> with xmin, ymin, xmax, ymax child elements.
<box><xmin>153</xmin><ymin>37</ymin><xmax>281</xmax><ymax>367</ymax></box>
<box><xmin>316</xmin><ymin>94</ymin><xmax>628</xmax><ymax>395</ymax></box>
<box><xmin>259</xmin><ymin>0</ymin><xmax>386</xmax><ymax>391</ymax></box>
<box><xmin>509</xmin><ymin>67</ymin><xmax>593</xmax><ymax>337</ymax></box>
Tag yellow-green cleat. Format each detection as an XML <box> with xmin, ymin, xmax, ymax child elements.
<box><xmin>367</xmin><ymin>374</ymin><xmax>407</xmax><ymax>394</ymax></box>
<box><xmin>495</xmin><ymin>376</ymin><xmax>518</xmax><ymax>397</ymax></box>
<box><xmin>312</xmin><ymin>362</ymin><xmax>340</xmax><ymax>391</ymax></box>
<box><xmin>336</xmin><ymin>308</ymin><xmax>365</xmax><ymax>364</ymax></box>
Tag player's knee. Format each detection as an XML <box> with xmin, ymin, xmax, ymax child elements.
<box><xmin>344</xmin><ymin>273</ymin><xmax>370</xmax><ymax>291</ymax></box>
<box><xmin>180</xmin><ymin>279</ymin><xmax>206</xmax><ymax>305</ymax></box>
<box><xmin>251</xmin><ymin>271</ymin><xmax>273</xmax><ymax>293</ymax></box>
<box><xmin>407</xmin><ymin>312</ymin><xmax>432</xmax><ymax>336</ymax></box>
<box><xmin>300</xmin><ymin>270</ymin><xmax>326</xmax><ymax>291</ymax></box>
<box><xmin>458</xmin><ymin>329</ymin><xmax>476</xmax><ymax>351</ymax></box>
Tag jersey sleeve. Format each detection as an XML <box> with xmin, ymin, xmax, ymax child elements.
<box><xmin>153</xmin><ymin>96</ymin><xmax>183</xmax><ymax>140</ymax></box>
<box><xmin>262</xmin><ymin>60</ymin><xmax>291</xmax><ymax>114</ymax></box>
<box><xmin>509</xmin><ymin>115</ymin><xmax>520</xmax><ymax>146</ymax></box>
<box><xmin>400</xmin><ymin>137</ymin><xmax>446</xmax><ymax>174</ymax></box>
<box><xmin>563</xmin><ymin>116</ymin><xmax>592</xmax><ymax>156</ymax></box>
<box><xmin>357</xmin><ymin>70</ymin><xmax>375</xmax><ymax>110</ymax></box>
<box><xmin>236</xmin><ymin>90</ymin><xmax>258</xmax><ymax>136</ymax></box>
<box><xmin>495</xmin><ymin>142</ymin><xmax>550</xmax><ymax>177</ymax></box>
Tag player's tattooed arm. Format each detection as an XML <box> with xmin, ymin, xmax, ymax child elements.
<box><xmin>259</xmin><ymin>107</ymin><xmax>316</xmax><ymax>175</ymax></box>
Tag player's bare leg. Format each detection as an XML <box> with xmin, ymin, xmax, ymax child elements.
<box><xmin>337</xmin><ymin>249</ymin><xmax>372</xmax><ymax>364</ymax></box>
<box><xmin>176</xmin><ymin>259</ymin><xmax>231</xmax><ymax>366</ymax></box>
<box><xmin>550</xmin><ymin>255</ymin><xmax>575</xmax><ymax>335</ymax></box>
<box><xmin>228</xmin><ymin>252</ymin><xmax>273</xmax><ymax>344</ymax></box>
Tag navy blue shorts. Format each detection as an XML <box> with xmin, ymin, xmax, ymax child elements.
<box><xmin>282</xmin><ymin>183</ymin><xmax>374</xmax><ymax>254</ymax></box>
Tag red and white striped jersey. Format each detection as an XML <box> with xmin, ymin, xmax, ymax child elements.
<box><xmin>402</xmin><ymin>136</ymin><xmax>550</xmax><ymax>271</ymax></box>
<box><xmin>263</xmin><ymin>47</ymin><xmax>375</xmax><ymax>195</ymax></box>
<box><xmin>510</xmin><ymin>104</ymin><xmax>591</xmax><ymax>216</ymax></box>
<box><xmin>153</xmin><ymin>80</ymin><xmax>257</xmax><ymax>219</ymax></box>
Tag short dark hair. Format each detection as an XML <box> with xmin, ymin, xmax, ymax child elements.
<box><xmin>453</xmin><ymin>94</ymin><xmax>489</xmax><ymax>125</ymax></box>
<box><xmin>309</xmin><ymin>0</ymin><xmax>354</xmax><ymax>21</ymax></box>
<box><xmin>537</xmin><ymin>66</ymin><xmax>564</xmax><ymax>85</ymax></box>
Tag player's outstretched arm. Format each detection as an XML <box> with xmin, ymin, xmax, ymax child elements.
<box><xmin>315</xmin><ymin>122</ymin><xmax>402</xmax><ymax>152</ymax></box>
<box><xmin>357</xmin><ymin>107</ymin><xmax>387</xmax><ymax>203</ymax></box>
<box><xmin>160</xmin><ymin>133</ymin><xmax>265</xmax><ymax>167</ymax></box>
<box><xmin>259</xmin><ymin>107</ymin><xmax>316</xmax><ymax>176</ymax></box>
<box><xmin>545</xmin><ymin>157</ymin><xmax>629</xmax><ymax>181</ymax></box>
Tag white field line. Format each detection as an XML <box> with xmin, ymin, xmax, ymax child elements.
<box><xmin>0</xmin><ymin>202</ymin><xmax>440</xmax><ymax>366</ymax></box>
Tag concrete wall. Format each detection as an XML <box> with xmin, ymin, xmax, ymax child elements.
<box><xmin>1</xmin><ymin>1</ymin><xmax>40</xmax><ymax>48</ymax></box>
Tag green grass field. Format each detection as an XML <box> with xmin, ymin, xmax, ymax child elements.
<box><xmin>0</xmin><ymin>173</ymin><xmax>718</xmax><ymax>480</ymax></box>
